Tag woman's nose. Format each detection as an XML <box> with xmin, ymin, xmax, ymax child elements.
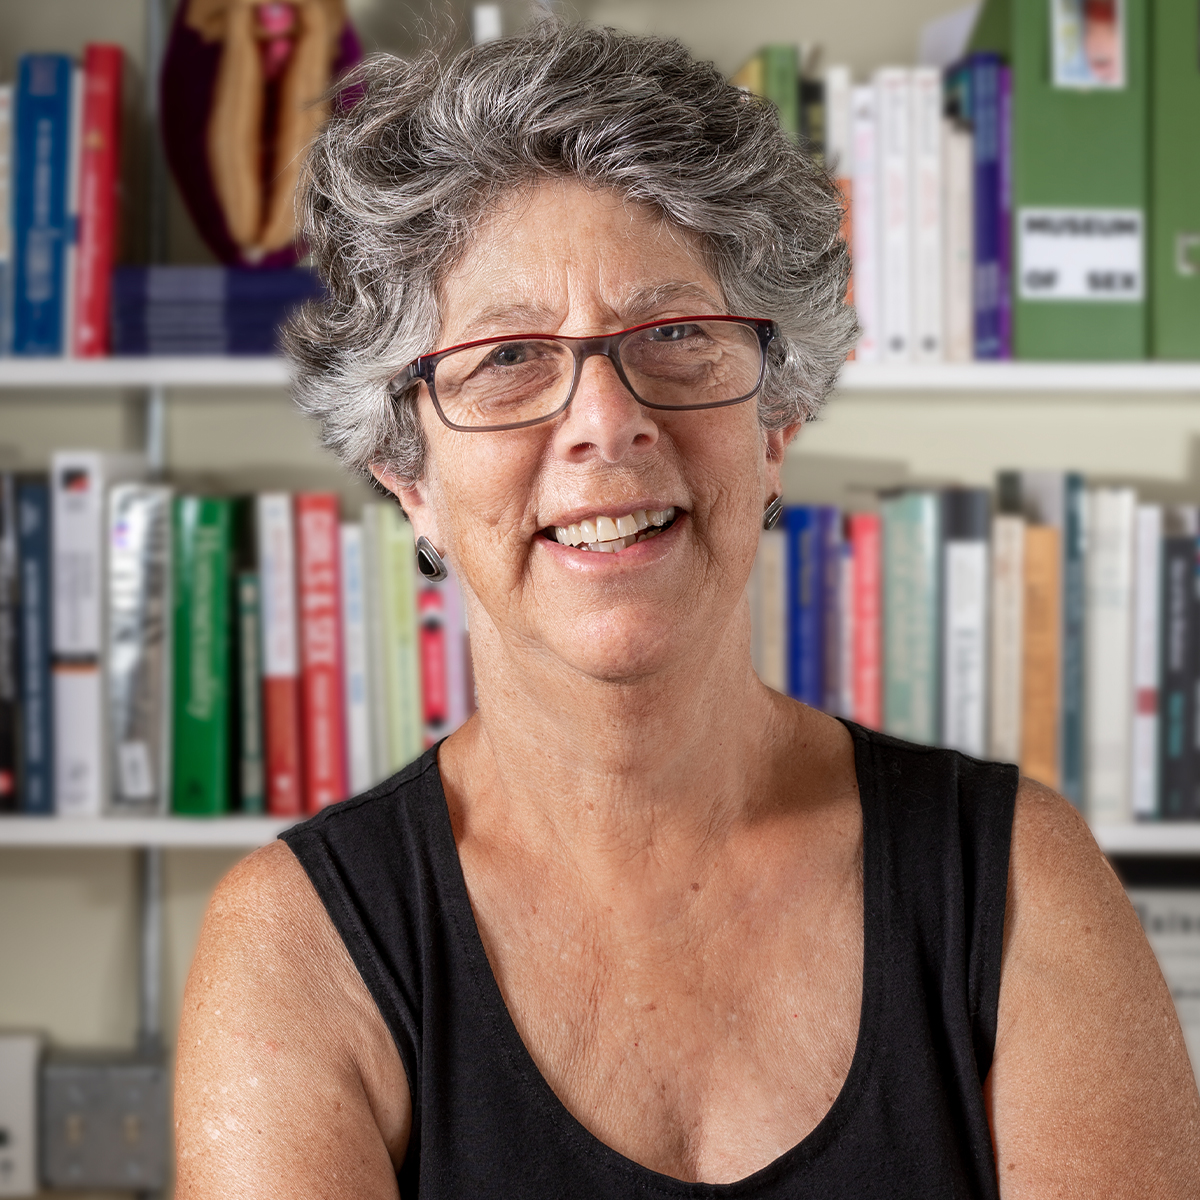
<box><xmin>551</xmin><ymin>352</ymin><xmax>660</xmax><ymax>464</ymax></box>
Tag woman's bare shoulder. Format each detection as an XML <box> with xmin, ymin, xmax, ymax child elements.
<box><xmin>988</xmin><ymin>778</ymin><xmax>1200</xmax><ymax>1197</ymax></box>
<box><xmin>174</xmin><ymin>841</ymin><xmax>410</xmax><ymax>1200</ymax></box>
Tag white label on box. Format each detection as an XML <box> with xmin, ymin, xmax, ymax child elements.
<box><xmin>1018</xmin><ymin>207</ymin><xmax>1143</xmax><ymax>302</ymax></box>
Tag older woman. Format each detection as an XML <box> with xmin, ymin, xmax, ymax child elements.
<box><xmin>175</xmin><ymin>22</ymin><xmax>1199</xmax><ymax>1199</ymax></box>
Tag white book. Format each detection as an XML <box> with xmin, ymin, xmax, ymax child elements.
<box><xmin>875</xmin><ymin>67</ymin><xmax>912</xmax><ymax>363</ymax></box>
<box><xmin>1085</xmin><ymin>487</ymin><xmax>1137</xmax><ymax>824</ymax></box>
<box><xmin>989</xmin><ymin>515</ymin><xmax>1025</xmax><ymax>763</ymax></box>
<box><xmin>51</xmin><ymin>450</ymin><xmax>146</xmax><ymax>815</ymax></box>
<box><xmin>360</xmin><ymin>504</ymin><xmax>391</xmax><ymax>783</ymax></box>
<box><xmin>339</xmin><ymin>522</ymin><xmax>373</xmax><ymax>795</ymax></box>
<box><xmin>910</xmin><ymin>67</ymin><xmax>943</xmax><ymax>362</ymax></box>
<box><xmin>752</xmin><ymin>528</ymin><xmax>788</xmax><ymax>693</ymax></box>
<box><xmin>823</xmin><ymin>65</ymin><xmax>853</xmax><ymax>180</ymax></box>
<box><xmin>442</xmin><ymin>566</ymin><xmax>472</xmax><ymax>733</ymax></box>
<box><xmin>0</xmin><ymin>85</ymin><xmax>12</xmax><ymax>352</ymax></box>
<box><xmin>942</xmin><ymin>117</ymin><xmax>974</xmax><ymax>362</ymax></box>
<box><xmin>1130</xmin><ymin>504</ymin><xmax>1162</xmax><ymax>819</ymax></box>
<box><xmin>62</xmin><ymin>66</ymin><xmax>83</xmax><ymax>358</ymax></box>
<box><xmin>850</xmin><ymin>85</ymin><xmax>881</xmax><ymax>363</ymax></box>
<box><xmin>943</xmin><ymin>539</ymin><xmax>989</xmax><ymax>757</ymax></box>
<box><xmin>256</xmin><ymin>494</ymin><xmax>299</xmax><ymax>682</ymax></box>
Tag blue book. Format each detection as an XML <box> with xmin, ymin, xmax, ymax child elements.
<box><xmin>11</xmin><ymin>55</ymin><xmax>73</xmax><ymax>356</ymax></box>
<box><xmin>16</xmin><ymin>478</ymin><xmax>52</xmax><ymax>812</ymax></box>
<box><xmin>785</xmin><ymin>506</ymin><xmax>839</xmax><ymax>707</ymax></box>
<box><xmin>820</xmin><ymin>511</ymin><xmax>844</xmax><ymax>714</ymax></box>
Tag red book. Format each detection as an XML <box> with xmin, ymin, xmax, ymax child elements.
<box><xmin>847</xmin><ymin>513</ymin><xmax>882</xmax><ymax>729</ymax></box>
<box><xmin>73</xmin><ymin>44</ymin><xmax>122</xmax><ymax>357</ymax></box>
<box><xmin>256</xmin><ymin>493</ymin><xmax>304</xmax><ymax>815</ymax></box>
<box><xmin>418</xmin><ymin>582</ymin><xmax>448</xmax><ymax>746</ymax></box>
<box><xmin>295</xmin><ymin>493</ymin><xmax>347</xmax><ymax>811</ymax></box>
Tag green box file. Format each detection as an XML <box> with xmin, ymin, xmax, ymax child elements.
<box><xmin>1011</xmin><ymin>0</ymin><xmax>1149</xmax><ymax>358</ymax></box>
<box><xmin>1149</xmin><ymin>0</ymin><xmax>1200</xmax><ymax>356</ymax></box>
<box><xmin>172</xmin><ymin>496</ymin><xmax>234</xmax><ymax>815</ymax></box>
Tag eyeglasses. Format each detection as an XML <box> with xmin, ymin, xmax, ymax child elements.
<box><xmin>389</xmin><ymin>315</ymin><xmax>779</xmax><ymax>432</ymax></box>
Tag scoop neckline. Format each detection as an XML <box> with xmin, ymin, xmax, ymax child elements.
<box><xmin>424</xmin><ymin>719</ymin><xmax>885</xmax><ymax>1196</ymax></box>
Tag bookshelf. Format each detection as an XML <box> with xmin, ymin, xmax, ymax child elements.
<box><xmin>0</xmin><ymin>356</ymin><xmax>290</xmax><ymax>389</ymax></box>
<box><xmin>0</xmin><ymin>816</ymin><xmax>296</xmax><ymax>848</ymax></box>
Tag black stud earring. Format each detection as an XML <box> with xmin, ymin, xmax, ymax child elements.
<box><xmin>415</xmin><ymin>535</ymin><xmax>449</xmax><ymax>582</ymax></box>
<box><xmin>763</xmin><ymin>495</ymin><xmax>784</xmax><ymax>531</ymax></box>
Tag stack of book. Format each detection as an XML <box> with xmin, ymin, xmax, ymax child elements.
<box><xmin>750</xmin><ymin>473</ymin><xmax>1200</xmax><ymax>824</ymax></box>
<box><xmin>0</xmin><ymin>460</ymin><xmax>471</xmax><ymax>818</ymax></box>
<box><xmin>734</xmin><ymin>0</ymin><xmax>1200</xmax><ymax>362</ymax></box>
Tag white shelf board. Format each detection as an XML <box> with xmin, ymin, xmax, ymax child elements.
<box><xmin>836</xmin><ymin>361</ymin><xmax>1200</xmax><ymax>394</ymax></box>
<box><xmin>0</xmin><ymin>356</ymin><xmax>290</xmax><ymax>390</ymax></box>
<box><xmin>0</xmin><ymin>815</ymin><xmax>297</xmax><ymax>848</ymax></box>
<box><xmin>1092</xmin><ymin>823</ymin><xmax>1200</xmax><ymax>856</ymax></box>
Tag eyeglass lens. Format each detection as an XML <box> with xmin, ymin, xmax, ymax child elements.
<box><xmin>431</xmin><ymin>320</ymin><xmax>764</xmax><ymax>429</ymax></box>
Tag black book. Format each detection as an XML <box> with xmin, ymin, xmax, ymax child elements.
<box><xmin>0</xmin><ymin>474</ymin><xmax>16</xmax><ymax>811</ymax></box>
<box><xmin>1159</xmin><ymin>535</ymin><xmax>1196</xmax><ymax>818</ymax></box>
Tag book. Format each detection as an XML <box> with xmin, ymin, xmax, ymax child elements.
<box><xmin>1159</xmin><ymin>531</ymin><xmax>1197</xmax><ymax>818</ymax></box>
<box><xmin>51</xmin><ymin>450</ymin><xmax>145</xmax><ymax>816</ymax></box>
<box><xmin>1131</xmin><ymin>505</ymin><xmax>1162</xmax><ymax>818</ymax></box>
<box><xmin>1011</xmin><ymin>0</ymin><xmax>1149</xmax><ymax>358</ymax></box>
<box><xmin>440</xmin><ymin>565</ymin><xmax>472</xmax><ymax>734</ymax></box>
<box><xmin>837</xmin><ymin>540</ymin><xmax>855</xmax><ymax>718</ymax></box>
<box><xmin>0</xmin><ymin>86</ymin><xmax>13</xmax><ymax>353</ymax></box>
<box><xmin>61</xmin><ymin>65</ymin><xmax>82</xmax><ymax>356</ymax></box>
<box><xmin>752</xmin><ymin>526</ymin><xmax>788</xmax><ymax>693</ymax></box>
<box><xmin>375</xmin><ymin>504</ymin><xmax>423</xmax><ymax>773</ymax></box>
<box><xmin>1085</xmin><ymin>488</ymin><xmax>1137</xmax><ymax>823</ymax></box>
<box><xmin>941</xmin><ymin>488</ymin><xmax>990</xmax><ymax>758</ymax></box>
<box><xmin>172</xmin><ymin>496</ymin><xmax>234</xmax><ymax>816</ymax></box>
<box><xmin>295</xmin><ymin>493</ymin><xmax>347</xmax><ymax>812</ymax></box>
<box><xmin>361</xmin><ymin>504</ymin><xmax>392</xmax><ymax>782</ymax></box>
<box><xmin>12</xmin><ymin>55</ymin><xmax>74</xmax><ymax>355</ymax></box>
<box><xmin>847</xmin><ymin>512</ymin><xmax>882</xmax><ymax>729</ymax></box>
<box><xmin>1149</xmin><ymin>0</ymin><xmax>1200</xmax><ymax>357</ymax></box>
<box><xmin>851</xmin><ymin>84</ymin><xmax>881</xmax><ymax>362</ymax></box>
<box><xmin>942</xmin><ymin>114</ymin><xmax>974</xmax><ymax>362</ymax></box>
<box><xmin>0</xmin><ymin>476</ymin><xmax>16</xmax><ymax>809</ymax></box>
<box><xmin>731</xmin><ymin>46</ymin><xmax>801</xmax><ymax>139</ymax></box>
<box><xmin>989</xmin><ymin>514</ymin><xmax>1025</xmax><ymax>763</ymax></box>
<box><xmin>256</xmin><ymin>493</ymin><xmax>304</xmax><ymax>815</ymax></box>
<box><xmin>876</xmin><ymin>68</ymin><xmax>912</xmax><ymax>362</ymax></box>
<box><xmin>1022</xmin><ymin>524</ymin><xmax>1061</xmax><ymax>789</ymax></box>
<box><xmin>234</xmin><ymin>571</ymin><xmax>265</xmax><ymax>813</ymax></box>
<box><xmin>16</xmin><ymin>478</ymin><xmax>52</xmax><ymax>813</ymax></box>
<box><xmin>882</xmin><ymin>491</ymin><xmax>940</xmax><ymax>744</ymax></box>
<box><xmin>785</xmin><ymin>506</ymin><xmax>838</xmax><ymax>707</ymax></box>
<box><xmin>418</xmin><ymin>574</ymin><xmax>449</xmax><ymax>746</ymax></box>
<box><xmin>911</xmin><ymin>66</ymin><xmax>943</xmax><ymax>362</ymax></box>
<box><xmin>72</xmin><ymin>45</ymin><xmax>123</xmax><ymax>358</ymax></box>
<box><xmin>821</xmin><ymin>512</ymin><xmax>845</xmax><ymax>714</ymax></box>
<box><xmin>339</xmin><ymin>523</ymin><xmax>373</xmax><ymax>795</ymax></box>
<box><xmin>107</xmin><ymin>484</ymin><xmax>173</xmax><ymax>814</ymax></box>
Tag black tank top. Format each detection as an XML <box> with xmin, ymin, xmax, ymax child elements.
<box><xmin>281</xmin><ymin>720</ymin><xmax>1017</xmax><ymax>1198</ymax></box>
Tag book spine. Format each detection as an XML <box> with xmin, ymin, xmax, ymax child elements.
<box><xmin>441</xmin><ymin>566</ymin><xmax>471</xmax><ymax>734</ymax></box>
<box><xmin>1084</xmin><ymin>489</ymin><xmax>1136</xmax><ymax>822</ymax></box>
<box><xmin>989</xmin><ymin>515</ymin><xmax>1025</xmax><ymax>762</ymax></box>
<box><xmin>1059</xmin><ymin>473</ymin><xmax>1087</xmax><ymax>807</ymax></box>
<box><xmin>1159</xmin><ymin>537</ymin><xmax>1195</xmax><ymax>819</ymax></box>
<box><xmin>256</xmin><ymin>493</ymin><xmax>303</xmax><ymax>815</ymax></box>
<box><xmin>971</xmin><ymin>54</ymin><xmax>1004</xmax><ymax>360</ymax></box>
<box><xmin>73</xmin><ymin>45</ymin><xmax>122</xmax><ymax>358</ymax></box>
<box><xmin>1130</xmin><ymin>505</ymin><xmax>1162</xmax><ymax>819</ymax></box>
<box><xmin>361</xmin><ymin>505</ymin><xmax>391</xmax><ymax>783</ymax></box>
<box><xmin>761</xmin><ymin>45</ymin><xmax>801</xmax><ymax>139</ymax></box>
<box><xmin>1021</xmin><ymin>524</ymin><xmax>1062</xmax><ymax>789</ymax></box>
<box><xmin>754</xmin><ymin>527</ymin><xmax>788</xmax><ymax>693</ymax></box>
<box><xmin>235</xmin><ymin>571</ymin><xmax>265</xmax><ymax>813</ymax></box>
<box><xmin>295</xmin><ymin>493</ymin><xmax>347</xmax><ymax>812</ymax></box>
<box><xmin>997</xmin><ymin>64</ymin><xmax>1013</xmax><ymax>359</ymax></box>
<box><xmin>418</xmin><ymin>578</ymin><xmax>449</xmax><ymax>745</ymax></box>
<box><xmin>60</xmin><ymin>66</ymin><xmax>82</xmax><ymax>358</ymax></box>
<box><xmin>848</xmin><ymin>512</ymin><xmax>882</xmax><ymax>729</ymax></box>
<box><xmin>941</xmin><ymin>490</ymin><xmax>990</xmax><ymax>758</ymax></box>
<box><xmin>838</xmin><ymin>540</ymin><xmax>855</xmax><ymax>718</ymax></box>
<box><xmin>851</xmin><ymin>85</ymin><xmax>881</xmax><ymax>362</ymax></box>
<box><xmin>171</xmin><ymin>496</ymin><xmax>233</xmax><ymax>815</ymax></box>
<box><xmin>0</xmin><ymin>476</ymin><xmax>16</xmax><ymax>809</ymax></box>
<box><xmin>378</xmin><ymin>506</ymin><xmax>423</xmax><ymax>771</ymax></box>
<box><xmin>942</xmin><ymin>116</ymin><xmax>974</xmax><ymax>362</ymax></box>
<box><xmin>339</xmin><ymin>523</ymin><xmax>373</xmax><ymax>795</ymax></box>
<box><xmin>12</xmin><ymin>56</ymin><xmax>73</xmax><ymax>356</ymax></box>
<box><xmin>16</xmin><ymin>479</ymin><xmax>52</xmax><ymax>812</ymax></box>
<box><xmin>785</xmin><ymin>506</ymin><xmax>822</xmax><ymax>705</ymax></box>
<box><xmin>876</xmin><ymin>68</ymin><xmax>912</xmax><ymax>362</ymax></box>
<box><xmin>911</xmin><ymin>66</ymin><xmax>943</xmax><ymax>362</ymax></box>
<box><xmin>820</xmin><ymin>508</ymin><xmax>844</xmax><ymax>713</ymax></box>
<box><xmin>882</xmin><ymin>492</ymin><xmax>940</xmax><ymax>744</ymax></box>
<box><xmin>107</xmin><ymin>484</ymin><xmax>172</xmax><ymax>814</ymax></box>
<box><xmin>0</xmin><ymin>86</ymin><xmax>12</xmax><ymax>354</ymax></box>
<box><xmin>51</xmin><ymin>451</ymin><xmax>105</xmax><ymax>815</ymax></box>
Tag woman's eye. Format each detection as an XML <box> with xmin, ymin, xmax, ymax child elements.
<box><xmin>646</xmin><ymin>323</ymin><xmax>703</xmax><ymax>342</ymax></box>
<box><xmin>487</xmin><ymin>345</ymin><xmax>527</xmax><ymax>367</ymax></box>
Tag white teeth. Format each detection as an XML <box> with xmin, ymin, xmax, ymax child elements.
<box><xmin>551</xmin><ymin>506</ymin><xmax>678</xmax><ymax>550</ymax></box>
<box><xmin>633</xmin><ymin>510</ymin><xmax>650</xmax><ymax>530</ymax></box>
<box><xmin>594</xmin><ymin>515</ymin><xmax>619</xmax><ymax>541</ymax></box>
<box><xmin>579</xmin><ymin>518</ymin><xmax>597</xmax><ymax>542</ymax></box>
<box><xmin>615</xmin><ymin>514</ymin><xmax>638</xmax><ymax>537</ymax></box>
<box><xmin>555</xmin><ymin>527</ymin><xmax>569</xmax><ymax>544</ymax></box>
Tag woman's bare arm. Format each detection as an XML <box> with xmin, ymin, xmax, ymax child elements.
<box><xmin>989</xmin><ymin>780</ymin><xmax>1200</xmax><ymax>1197</ymax></box>
<box><xmin>174</xmin><ymin>841</ymin><xmax>411</xmax><ymax>1199</ymax></box>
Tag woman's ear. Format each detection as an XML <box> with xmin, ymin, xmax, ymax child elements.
<box><xmin>763</xmin><ymin>420</ymin><xmax>802</xmax><ymax>498</ymax></box>
<box><xmin>369</xmin><ymin>465</ymin><xmax>440</xmax><ymax>545</ymax></box>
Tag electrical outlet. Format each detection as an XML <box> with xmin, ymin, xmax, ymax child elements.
<box><xmin>0</xmin><ymin>1034</ymin><xmax>41</xmax><ymax>1198</ymax></box>
<box><xmin>40</xmin><ymin>1055</ymin><xmax>167</xmax><ymax>1191</ymax></box>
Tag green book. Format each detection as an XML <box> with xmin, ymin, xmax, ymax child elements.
<box><xmin>882</xmin><ymin>491</ymin><xmax>941</xmax><ymax>745</ymax></box>
<box><xmin>1010</xmin><ymin>0</ymin><xmax>1149</xmax><ymax>358</ymax></box>
<box><xmin>1149</xmin><ymin>0</ymin><xmax>1200</xmax><ymax>356</ymax></box>
<box><xmin>377</xmin><ymin>505</ymin><xmax>423</xmax><ymax>772</ymax></box>
<box><xmin>731</xmin><ymin>45</ymin><xmax>800</xmax><ymax>140</ymax></box>
<box><xmin>234</xmin><ymin>570</ymin><xmax>265</xmax><ymax>814</ymax></box>
<box><xmin>172</xmin><ymin>496</ymin><xmax>234</xmax><ymax>815</ymax></box>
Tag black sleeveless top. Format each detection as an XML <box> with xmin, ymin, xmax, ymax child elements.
<box><xmin>281</xmin><ymin>721</ymin><xmax>1018</xmax><ymax>1198</ymax></box>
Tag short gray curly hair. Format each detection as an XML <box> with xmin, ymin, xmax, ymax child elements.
<box><xmin>284</xmin><ymin>20</ymin><xmax>856</xmax><ymax>484</ymax></box>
